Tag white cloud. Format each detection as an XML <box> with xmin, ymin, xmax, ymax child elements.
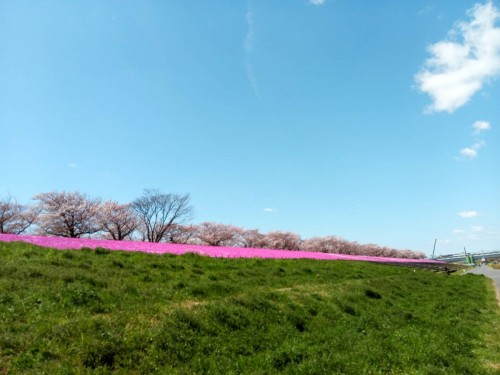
<box><xmin>458</xmin><ymin>121</ymin><xmax>491</xmax><ymax>159</ymax></box>
<box><xmin>471</xmin><ymin>225</ymin><xmax>484</xmax><ymax>232</ymax></box>
<box><xmin>309</xmin><ymin>0</ymin><xmax>326</xmax><ymax>5</ymax></box>
<box><xmin>458</xmin><ymin>210</ymin><xmax>480</xmax><ymax>218</ymax></box>
<box><xmin>472</xmin><ymin>120</ymin><xmax>491</xmax><ymax>134</ymax></box>
<box><xmin>459</xmin><ymin>147</ymin><xmax>478</xmax><ymax>158</ymax></box>
<box><xmin>452</xmin><ymin>229</ymin><xmax>465</xmax><ymax>234</ymax></box>
<box><xmin>459</xmin><ymin>139</ymin><xmax>486</xmax><ymax>158</ymax></box>
<box><xmin>263</xmin><ymin>208</ymin><xmax>275</xmax><ymax>213</ymax></box>
<box><xmin>415</xmin><ymin>1</ymin><xmax>500</xmax><ymax>113</ymax></box>
<box><xmin>68</xmin><ymin>163</ymin><xmax>79</xmax><ymax>168</ymax></box>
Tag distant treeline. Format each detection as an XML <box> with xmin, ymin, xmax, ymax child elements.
<box><xmin>0</xmin><ymin>190</ymin><xmax>425</xmax><ymax>259</ymax></box>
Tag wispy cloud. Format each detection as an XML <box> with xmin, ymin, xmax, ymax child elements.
<box><xmin>246</xmin><ymin>61</ymin><xmax>261</xmax><ymax>99</ymax></box>
<box><xmin>438</xmin><ymin>239</ymin><xmax>453</xmax><ymax>245</ymax></box>
<box><xmin>415</xmin><ymin>1</ymin><xmax>500</xmax><ymax>113</ymax></box>
<box><xmin>68</xmin><ymin>163</ymin><xmax>79</xmax><ymax>168</ymax></box>
<box><xmin>419</xmin><ymin>5</ymin><xmax>434</xmax><ymax>16</ymax></box>
<box><xmin>472</xmin><ymin>120</ymin><xmax>491</xmax><ymax>134</ymax></box>
<box><xmin>450</xmin><ymin>225</ymin><xmax>497</xmax><ymax>246</ymax></box>
<box><xmin>244</xmin><ymin>8</ymin><xmax>255</xmax><ymax>54</ymax></box>
<box><xmin>263</xmin><ymin>208</ymin><xmax>276</xmax><ymax>213</ymax></box>
<box><xmin>458</xmin><ymin>120</ymin><xmax>491</xmax><ymax>159</ymax></box>
<box><xmin>309</xmin><ymin>0</ymin><xmax>326</xmax><ymax>5</ymax></box>
<box><xmin>244</xmin><ymin>4</ymin><xmax>261</xmax><ymax>99</ymax></box>
<box><xmin>458</xmin><ymin>210</ymin><xmax>480</xmax><ymax>218</ymax></box>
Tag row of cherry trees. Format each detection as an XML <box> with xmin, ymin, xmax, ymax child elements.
<box><xmin>0</xmin><ymin>190</ymin><xmax>425</xmax><ymax>259</ymax></box>
<box><xmin>0</xmin><ymin>190</ymin><xmax>192</xmax><ymax>242</ymax></box>
<box><xmin>167</xmin><ymin>223</ymin><xmax>425</xmax><ymax>259</ymax></box>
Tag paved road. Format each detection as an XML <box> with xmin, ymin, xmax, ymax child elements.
<box><xmin>466</xmin><ymin>266</ymin><xmax>500</xmax><ymax>305</ymax></box>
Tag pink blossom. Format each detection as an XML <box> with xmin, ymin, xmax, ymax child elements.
<box><xmin>0</xmin><ymin>233</ymin><xmax>444</xmax><ymax>265</ymax></box>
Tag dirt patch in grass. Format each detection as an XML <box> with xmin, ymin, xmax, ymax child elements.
<box><xmin>182</xmin><ymin>300</ymin><xmax>206</xmax><ymax>309</ymax></box>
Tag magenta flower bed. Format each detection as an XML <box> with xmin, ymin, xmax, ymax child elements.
<box><xmin>0</xmin><ymin>233</ymin><xmax>443</xmax><ymax>265</ymax></box>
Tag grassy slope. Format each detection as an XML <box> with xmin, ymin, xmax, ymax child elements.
<box><xmin>0</xmin><ymin>241</ymin><xmax>499</xmax><ymax>374</ymax></box>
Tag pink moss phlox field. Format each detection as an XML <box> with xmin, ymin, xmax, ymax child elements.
<box><xmin>0</xmin><ymin>234</ymin><xmax>444</xmax><ymax>264</ymax></box>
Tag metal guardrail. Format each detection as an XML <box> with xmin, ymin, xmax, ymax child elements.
<box><xmin>435</xmin><ymin>251</ymin><xmax>500</xmax><ymax>263</ymax></box>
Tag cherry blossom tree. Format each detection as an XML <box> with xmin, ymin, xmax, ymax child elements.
<box><xmin>0</xmin><ymin>195</ymin><xmax>40</xmax><ymax>234</ymax></box>
<box><xmin>398</xmin><ymin>249</ymin><xmax>426</xmax><ymax>259</ymax></box>
<box><xmin>359</xmin><ymin>244</ymin><xmax>387</xmax><ymax>257</ymax></box>
<box><xmin>34</xmin><ymin>191</ymin><xmax>101</xmax><ymax>238</ymax></box>
<box><xmin>132</xmin><ymin>189</ymin><xmax>193</xmax><ymax>243</ymax></box>
<box><xmin>240</xmin><ymin>229</ymin><xmax>268</xmax><ymax>249</ymax></box>
<box><xmin>165</xmin><ymin>224</ymin><xmax>198</xmax><ymax>244</ymax></box>
<box><xmin>301</xmin><ymin>236</ymin><xmax>347</xmax><ymax>253</ymax></box>
<box><xmin>195</xmin><ymin>222</ymin><xmax>244</xmax><ymax>247</ymax></box>
<box><xmin>98</xmin><ymin>200</ymin><xmax>138</xmax><ymax>240</ymax></box>
<box><xmin>301</xmin><ymin>235</ymin><xmax>426</xmax><ymax>259</ymax></box>
<box><xmin>264</xmin><ymin>231</ymin><xmax>302</xmax><ymax>250</ymax></box>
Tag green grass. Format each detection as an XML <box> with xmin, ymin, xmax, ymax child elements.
<box><xmin>1</xmin><ymin>241</ymin><xmax>499</xmax><ymax>374</ymax></box>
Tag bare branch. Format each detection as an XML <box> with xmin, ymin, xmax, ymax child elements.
<box><xmin>131</xmin><ymin>189</ymin><xmax>193</xmax><ymax>242</ymax></box>
<box><xmin>0</xmin><ymin>195</ymin><xmax>40</xmax><ymax>234</ymax></box>
<box><xmin>240</xmin><ymin>229</ymin><xmax>268</xmax><ymax>248</ymax></box>
<box><xmin>98</xmin><ymin>201</ymin><xmax>138</xmax><ymax>240</ymax></box>
<box><xmin>165</xmin><ymin>224</ymin><xmax>198</xmax><ymax>244</ymax></box>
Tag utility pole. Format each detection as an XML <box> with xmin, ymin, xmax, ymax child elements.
<box><xmin>431</xmin><ymin>239</ymin><xmax>437</xmax><ymax>259</ymax></box>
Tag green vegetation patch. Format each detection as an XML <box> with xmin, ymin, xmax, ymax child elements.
<box><xmin>0</xmin><ymin>241</ymin><xmax>499</xmax><ymax>374</ymax></box>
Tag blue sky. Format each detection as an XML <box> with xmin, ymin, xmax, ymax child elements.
<box><xmin>1</xmin><ymin>0</ymin><xmax>499</xmax><ymax>256</ymax></box>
